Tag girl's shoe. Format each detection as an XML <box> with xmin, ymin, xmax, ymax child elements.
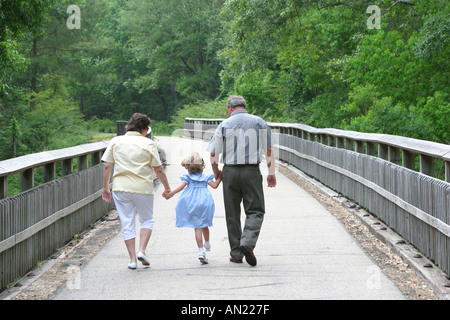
<box><xmin>204</xmin><ymin>242</ymin><xmax>211</xmax><ymax>251</ymax></box>
<box><xmin>128</xmin><ymin>261</ymin><xmax>137</xmax><ymax>269</ymax></box>
<box><xmin>198</xmin><ymin>251</ymin><xmax>208</xmax><ymax>264</ymax></box>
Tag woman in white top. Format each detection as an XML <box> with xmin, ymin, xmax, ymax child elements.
<box><xmin>101</xmin><ymin>113</ymin><xmax>171</xmax><ymax>269</ymax></box>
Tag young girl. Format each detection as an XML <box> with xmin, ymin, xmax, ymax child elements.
<box><xmin>165</xmin><ymin>152</ymin><xmax>221</xmax><ymax>264</ymax></box>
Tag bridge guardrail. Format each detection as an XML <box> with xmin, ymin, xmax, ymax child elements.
<box><xmin>184</xmin><ymin>118</ymin><xmax>450</xmax><ymax>277</ymax></box>
<box><xmin>0</xmin><ymin>141</ymin><xmax>114</xmax><ymax>291</ymax></box>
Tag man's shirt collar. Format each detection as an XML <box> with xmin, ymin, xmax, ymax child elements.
<box><xmin>230</xmin><ymin>109</ymin><xmax>248</xmax><ymax>117</ymax></box>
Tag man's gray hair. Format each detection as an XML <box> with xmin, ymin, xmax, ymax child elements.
<box><xmin>227</xmin><ymin>95</ymin><xmax>246</xmax><ymax>108</ymax></box>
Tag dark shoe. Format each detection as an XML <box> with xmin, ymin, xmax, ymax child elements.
<box><xmin>229</xmin><ymin>257</ymin><xmax>243</xmax><ymax>263</ymax></box>
<box><xmin>240</xmin><ymin>245</ymin><xmax>257</xmax><ymax>266</ymax></box>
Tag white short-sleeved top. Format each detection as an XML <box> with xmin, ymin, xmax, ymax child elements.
<box><xmin>101</xmin><ymin>131</ymin><xmax>161</xmax><ymax>194</ymax></box>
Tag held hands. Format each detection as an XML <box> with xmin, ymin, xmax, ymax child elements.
<box><xmin>103</xmin><ymin>187</ymin><xmax>173</xmax><ymax>201</ymax></box>
<box><xmin>214</xmin><ymin>169</ymin><xmax>222</xmax><ymax>181</ymax></box>
<box><xmin>162</xmin><ymin>188</ymin><xmax>172</xmax><ymax>200</ymax></box>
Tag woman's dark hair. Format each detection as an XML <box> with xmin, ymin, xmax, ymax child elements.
<box><xmin>126</xmin><ymin>113</ymin><xmax>151</xmax><ymax>132</ymax></box>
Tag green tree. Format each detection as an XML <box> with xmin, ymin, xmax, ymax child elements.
<box><xmin>119</xmin><ymin>0</ymin><xmax>224</xmax><ymax>120</ymax></box>
<box><xmin>0</xmin><ymin>0</ymin><xmax>56</xmax><ymax>97</ymax></box>
<box><xmin>345</xmin><ymin>96</ymin><xmax>432</xmax><ymax>140</ymax></box>
<box><xmin>419</xmin><ymin>91</ymin><xmax>450</xmax><ymax>144</ymax></box>
<box><xmin>23</xmin><ymin>75</ymin><xmax>89</xmax><ymax>152</ymax></box>
<box><xmin>217</xmin><ymin>0</ymin><xmax>449</xmax><ymax>143</ymax></box>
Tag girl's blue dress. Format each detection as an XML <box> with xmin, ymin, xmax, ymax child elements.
<box><xmin>176</xmin><ymin>173</ymin><xmax>215</xmax><ymax>228</ymax></box>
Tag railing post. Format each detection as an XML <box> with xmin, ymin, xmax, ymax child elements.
<box><xmin>366</xmin><ymin>142</ymin><xmax>376</xmax><ymax>156</ymax></box>
<box><xmin>62</xmin><ymin>159</ymin><xmax>73</xmax><ymax>176</ymax></box>
<box><xmin>355</xmin><ymin>141</ymin><xmax>364</xmax><ymax>154</ymax></box>
<box><xmin>0</xmin><ymin>176</ymin><xmax>7</xmax><ymax>199</ymax></box>
<box><xmin>92</xmin><ymin>151</ymin><xmax>101</xmax><ymax>166</ymax></box>
<box><xmin>43</xmin><ymin>163</ymin><xmax>56</xmax><ymax>183</ymax></box>
<box><xmin>116</xmin><ymin>121</ymin><xmax>127</xmax><ymax>136</ymax></box>
<box><xmin>78</xmin><ymin>155</ymin><xmax>89</xmax><ymax>172</ymax></box>
<box><xmin>328</xmin><ymin>135</ymin><xmax>336</xmax><ymax>147</ymax></box>
<box><xmin>302</xmin><ymin>130</ymin><xmax>308</xmax><ymax>140</ymax></box>
<box><xmin>320</xmin><ymin>134</ymin><xmax>328</xmax><ymax>145</ymax></box>
<box><xmin>446</xmin><ymin>160</ymin><xmax>450</xmax><ymax>182</ymax></box>
<box><xmin>388</xmin><ymin>146</ymin><xmax>401</xmax><ymax>165</ymax></box>
<box><xmin>420</xmin><ymin>154</ymin><xmax>434</xmax><ymax>177</ymax></box>
<box><xmin>345</xmin><ymin>139</ymin><xmax>354</xmax><ymax>151</ymax></box>
<box><xmin>379</xmin><ymin>144</ymin><xmax>388</xmax><ymax>160</ymax></box>
<box><xmin>337</xmin><ymin>137</ymin><xmax>345</xmax><ymax>149</ymax></box>
<box><xmin>402</xmin><ymin>150</ymin><xmax>415</xmax><ymax>170</ymax></box>
<box><xmin>20</xmin><ymin>168</ymin><xmax>34</xmax><ymax>192</ymax></box>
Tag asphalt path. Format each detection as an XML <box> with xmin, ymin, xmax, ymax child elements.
<box><xmin>51</xmin><ymin>136</ymin><xmax>404</xmax><ymax>300</ymax></box>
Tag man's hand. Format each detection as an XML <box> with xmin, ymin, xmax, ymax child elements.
<box><xmin>214</xmin><ymin>169</ymin><xmax>222</xmax><ymax>181</ymax></box>
<box><xmin>267</xmin><ymin>174</ymin><xmax>276</xmax><ymax>188</ymax></box>
<box><xmin>210</xmin><ymin>153</ymin><xmax>222</xmax><ymax>180</ymax></box>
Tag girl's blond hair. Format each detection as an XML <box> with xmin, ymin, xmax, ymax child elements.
<box><xmin>181</xmin><ymin>152</ymin><xmax>205</xmax><ymax>174</ymax></box>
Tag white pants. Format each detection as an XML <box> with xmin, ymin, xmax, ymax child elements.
<box><xmin>112</xmin><ymin>192</ymin><xmax>155</xmax><ymax>241</ymax></box>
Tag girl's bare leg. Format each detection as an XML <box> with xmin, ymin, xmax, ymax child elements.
<box><xmin>195</xmin><ymin>228</ymin><xmax>203</xmax><ymax>248</ymax></box>
<box><xmin>202</xmin><ymin>227</ymin><xmax>210</xmax><ymax>242</ymax></box>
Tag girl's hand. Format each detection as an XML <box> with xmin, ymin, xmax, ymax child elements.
<box><xmin>162</xmin><ymin>189</ymin><xmax>172</xmax><ymax>199</ymax></box>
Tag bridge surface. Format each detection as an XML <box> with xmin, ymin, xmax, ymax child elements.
<box><xmin>28</xmin><ymin>136</ymin><xmax>411</xmax><ymax>300</ymax></box>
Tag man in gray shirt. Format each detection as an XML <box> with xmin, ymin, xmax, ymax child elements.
<box><xmin>206</xmin><ymin>95</ymin><xmax>276</xmax><ymax>266</ymax></box>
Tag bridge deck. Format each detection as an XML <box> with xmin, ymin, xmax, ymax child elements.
<box><xmin>44</xmin><ymin>136</ymin><xmax>408</xmax><ymax>300</ymax></box>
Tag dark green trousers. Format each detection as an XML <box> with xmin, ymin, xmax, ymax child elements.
<box><xmin>222</xmin><ymin>165</ymin><xmax>265</xmax><ymax>260</ymax></box>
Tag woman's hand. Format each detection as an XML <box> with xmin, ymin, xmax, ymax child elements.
<box><xmin>162</xmin><ymin>189</ymin><xmax>172</xmax><ymax>199</ymax></box>
<box><xmin>102</xmin><ymin>189</ymin><xmax>112</xmax><ymax>203</ymax></box>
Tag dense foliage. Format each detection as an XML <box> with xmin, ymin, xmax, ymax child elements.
<box><xmin>219</xmin><ymin>0</ymin><xmax>449</xmax><ymax>144</ymax></box>
<box><xmin>0</xmin><ymin>0</ymin><xmax>448</xmax><ymax>161</ymax></box>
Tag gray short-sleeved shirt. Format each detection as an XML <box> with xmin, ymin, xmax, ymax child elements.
<box><xmin>206</xmin><ymin>109</ymin><xmax>272</xmax><ymax>165</ymax></box>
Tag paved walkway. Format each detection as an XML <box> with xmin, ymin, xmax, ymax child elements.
<box><xmin>50</xmin><ymin>136</ymin><xmax>404</xmax><ymax>300</ymax></box>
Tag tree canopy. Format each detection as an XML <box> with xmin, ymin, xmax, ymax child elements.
<box><xmin>0</xmin><ymin>0</ymin><xmax>448</xmax><ymax>161</ymax></box>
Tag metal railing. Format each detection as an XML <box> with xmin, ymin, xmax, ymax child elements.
<box><xmin>184</xmin><ymin>118</ymin><xmax>450</xmax><ymax>276</ymax></box>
